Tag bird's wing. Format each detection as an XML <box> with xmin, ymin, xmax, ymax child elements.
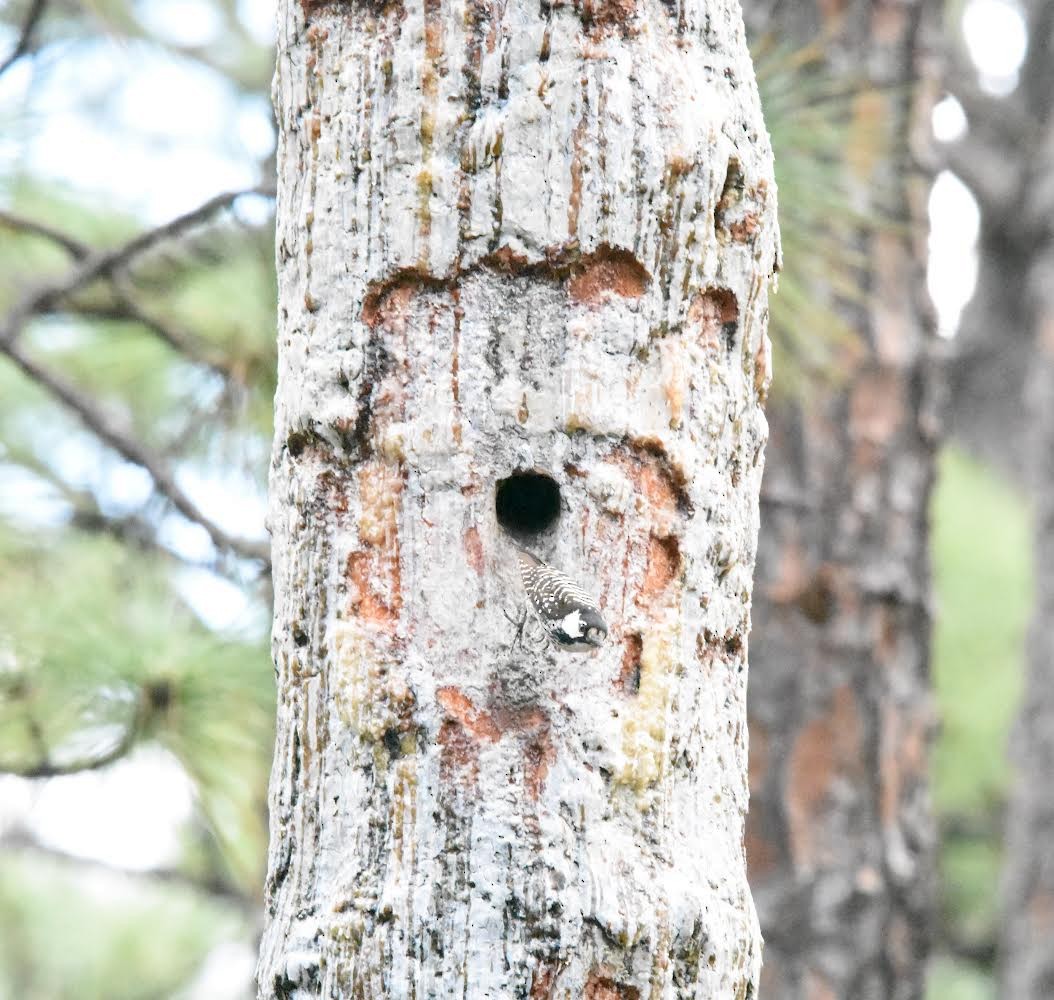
<box><xmin>517</xmin><ymin>552</ymin><xmax>601</xmax><ymax>621</ymax></box>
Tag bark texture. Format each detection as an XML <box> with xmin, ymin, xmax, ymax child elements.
<box><xmin>945</xmin><ymin>1</ymin><xmax>1054</xmax><ymax>482</ymax></box>
<box><xmin>1004</xmin><ymin>340</ymin><xmax>1054</xmax><ymax>1000</ymax></box>
<box><xmin>739</xmin><ymin>3</ymin><xmax>941</xmax><ymax>999</ymax></box>
<box><xmin>992</xmin><ymin>9</ymin><xmax>1054</xmax><ymax>997</ymax></box>
<box><xmin>260</xmin><ymin>1</ymin><xmax>779</xmax><ymax>997</ymax></box>
<box><xmin>938</xmin><ymin>4</ymin><xmax>1054</xmax><ymax>993</ymax></box>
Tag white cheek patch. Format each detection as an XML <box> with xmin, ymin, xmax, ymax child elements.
<box><xmin>560</xmin><ymin>610</ymin><xmax>583</xmax><ymax>638</ymax></box>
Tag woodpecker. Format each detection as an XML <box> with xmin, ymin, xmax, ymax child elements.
<box><xmin>515</xmin><ymin>549</ymin><xmax>608</xmax><ymax>651</ymax></box>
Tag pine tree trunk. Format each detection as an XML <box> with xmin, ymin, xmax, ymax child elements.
<box><xmin>259</xmin><ymin>1</ymin><xmax>779</xmax><ymax>996</ymax></box>
<box><xmin>1004</xmin><ymin>338</ymin><xmax>1054</xmax><ymax>1000</ymax></box>
<box><xmin>991</xmin><ymin>8</ymin><xmax>1054</xmax><ymax>997</ymax></box>
<box><xmin>938</xmin><ymin>2</ymin><xmax>1054</xmax><ymax>993</ymax></box>
<box><xmin>738</xmin><ymin>4</ymin><xmax>941</xmax><ymax>999</ymax></box>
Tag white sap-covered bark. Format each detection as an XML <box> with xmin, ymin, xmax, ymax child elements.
<box><xmin>261</xmin><ymin>0</ymin><xmax>778</xmax><ymax>997</ymax></box>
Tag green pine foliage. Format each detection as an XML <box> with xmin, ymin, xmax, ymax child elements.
<box><xmin>754</xmin><ymin>41</ymin><xmax>897</xmax><ymax>393</ymax></box>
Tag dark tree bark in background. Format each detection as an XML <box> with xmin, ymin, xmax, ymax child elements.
<box><xmin>1004</xmin><ymin>315</ymin><xmax>1054</xmax><ymax>1000</ymax></box>
<box><xmin>739</xmin><ymin>3</ymin><xmax>942</xmax><ymax>998</ymax></box>
<box><xmin>945</xmin><ymin>3</ymin><xmax>1054</xmax><ymax>482</ymax></box>
<box><xmin>947</xmin><ymin>6</ymin><xmax>1054</xmax><ymax>997</ymax></box>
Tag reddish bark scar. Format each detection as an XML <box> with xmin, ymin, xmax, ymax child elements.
<box><xmin>569</xmin><ymin>247</ymin><xmax>649</xmax><ymax>306</ymax></box>
<box><xmin>585</xmin><ymin>972</ymin><xmax>641</xmax><ymax>1000</ymax></box>
<box><xmin>464</xmin><ymin>526</ymin><xmax>485</xmax><ymax>575</ymax></box>
<box><xmin>436</xmin><ymin>687</ymin><xmax>501</xmax><ymax>742</ymax></box>
<box><xmin>687</xmin><ymin>288</ymin><xmax>739</xmax><ymax>351</ymax></box>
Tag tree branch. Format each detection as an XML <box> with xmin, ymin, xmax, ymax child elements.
<box><xmin>0</xmin><ymin>208</ymin><xmax>88</xmax><ymax>258</ymax></box>
<box><xmin>0</xmin><ymin>339</ymin><xmax>271</xmax><ymax>565</ymax></box>
<box><xmin>0</xmin><ymin>0</ymin><xmax>47</xmax><ymax>78</ymax></box>
<box><xmin>0</xmin><ymin>720</ymin><xmax>138</xmax><ymax>779</ymax></box>
<box><xmin>0</xmin><ymin>186</ymin><xmax>273</xmax><ymax>350</ymax></box>
<box><xmin>0</xmin><ymin>830</ymin><xmax>256</xmax><ymax>912</ymax></box>
<box><xmin>1</xmin><ymin>209</ymin><xmax>252</xmax><ymax>380</ymax></box>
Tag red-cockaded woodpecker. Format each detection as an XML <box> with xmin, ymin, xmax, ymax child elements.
<box><xmin>516</xmin><ymin>549</ymin><xmax>608</xmax><ymax>651</ymax></box>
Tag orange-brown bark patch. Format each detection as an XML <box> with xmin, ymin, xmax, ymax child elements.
<box><xmin>346</xmin><ymin>550</ymin><xmax>401</xmax><ymax>626</ymax></box>
<box><xmin>523</xmin><ymin>727</ymin><xmax>555</xmax><ymax>802</ymax></box>
<box><xmin>362</xmin><ymin>270</ymin><xmax>444</xmax><ymax>330</ymax></box>
<box><xmin>850</xmin><ymin>366</ymin><xmax>903</xmax><ymax>447</ymax></box>
<box><xmin>530</xmin><ymin>965</ymin><xmax>558</xmax><ymax>999</ymax></box>
<box><xmin>438</xmin><ymin>718</ymin><xmax>480</xmax><ymax>786</ymax></box>
<box><xmin>486</xmin><ymin>245</ymin><xmax>532</xmax><ymax>272</ymax></box>
<box><xmin>767</xmin><ymin>541</ymin><xmax>838</xmax><ymax>625</ymax></box>
<box><xmin>745</xmin><ymin>722</ymin><xmax>778</xmax><ymax>877</ymax></box>
<box><xmin>488</xmin><ymin>702</ymin><xmax>554</xmax><ymax>802</ymax></box>
<box><xmin>1039</xmin><ymin>316</ymin><xmax>1054</xmax><ymax>359</ymax></box>
<box><xmin>818</xmin><ymin>0</ymin><xmax>848</xmax><ymax>21</ymax></box>
<box><xmin>786</xmin><ymin>684</ymin><xmax>863</xmax><ymax>867</ymax></box>
<box><xmin>805</xmin><ymin>970</ymin><xmax>838</xmax><ymax>1000</ymax></box>
<box><xmin>746</xmin><ymin>807</ymin><xmax>781</xmax><ymax>880</ymax></box>
<box><xmin>436</xmin><ymin>686</ymin><xmax>501</xmax><ymax>743</ymax></box>
<box><xmin>880</xmin><ymin>704</ymin><xmax>929</xmax><ymax>828</ymax></box>
<box><xmin>749</xmin><ymin>720</ymin><xmax>769</xmax><ymax>794</ymax></box>
<box><xmin>795</xmin><ymin>565</ymin><xmax>838</xmax><ymax>625</ymax></box>
<box><xmin>765</xmin><ymin>537</ymin><xmax>808</xmax><ymax>604</ymax></box>
<box><xmin>585</xmin><ymin>973</ymin><xmax>640</xmax><ymax>1000</ymax></box>
<box><xmin>423</xmin><ymin>0</ymin><xmax>442</xmax><ymax>61</ymax></box>
<box><xmin>612</xmin><ymin>441</ymin><xmax>689</xmax><ymax>522</ymax></box>
<box><xmin>729</xmin><ymin>215</ymin><xmax>761</xmax><ymax>242</ymax></box>
<box><xmin>617</xmin><ymin>632</ymin><xmax>643</xmax><ymax>693</ymax></box>
<box><xmin>871</xmin><ymin>3</ymin><xmax>908</xmax><ymax>45</ymax></box>
<box><xmin>687</xmin><ymin>287</ymin><xmax>739</xmax><ymax>350</ymax></box>
<box><xmin>639</xmin><ymin>534</ymin><xmax>680</xmax><ymax>604</ymax></box>
<box><xmin>637</xmin><ymin>454</ymin><xmax>682</xmax><ymax>513</ymax></box>
<box><xmin>464</xmin><ymin>526</ymin><xmax>484</xmax><ymax>575</ymax></box>
<box><xmin>362</xmin><ymin>276</ymin><xmax>416</xmax><ymax>330</ymax></box>
<box><xmin>315</xmin><ymin>468</ymin><xmax>350</xmax><ymax>514</ymax></box>
<box><xmin>568</xmin><ymin>114</ymin><xmax>588</xmax><ymax>236</ymax></box>
<box><xmin>1027</xmin><ymin>889</ymin><xmax>1054</xmax><ymax>934</ymax></box>
<box><xmin>582</xmin><ymin>0</ymin><xmax>638</xmax><ymax>30</ymax></box>
<box><xmin>568</xmin><ymin>247</ymin><xmax>649</xmax><ymax>306</ymax></box>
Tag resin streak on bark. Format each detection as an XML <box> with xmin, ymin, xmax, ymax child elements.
<box><xmin>261</xmin><ymin>0</ymin><xmax>778</xmax><ymax>996</ymax></box>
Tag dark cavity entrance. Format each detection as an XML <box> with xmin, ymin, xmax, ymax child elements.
<box><xmin>495</xmin><ymin>471</ymin><xmax>561</xmax><ymax>535</ymax></box>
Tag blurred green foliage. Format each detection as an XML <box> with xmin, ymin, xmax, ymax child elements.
<box><xmin>932</xmin><ymin>448</ymin><xmax>1029</xmax><ymax>815</ymax></box>
<box><xmin>754</xmin><ymin>41</ymin><xmax>883</xmax><ymax>393</ymax></box>
<box><xmin>0</xmin><ymin>855</ymin><xmax>250</xmax><ymax>1000</ymax></box>
<box><xmin>1</xmin><ymin>1</ymin><xmax>277</xmax><ymax>992</ymax></box>
<box><xmin>926</xmin><ymin>447</ymin><xmax>1030</xmax><ymax>999</ymax></box>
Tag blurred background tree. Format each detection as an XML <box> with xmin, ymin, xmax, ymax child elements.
<box><xmin>742</xmin><ymin>4</ymin><xmax>941</xmax><ymax>999</ymax></box>
<box><xmin>0</xmin><ymin>0</ymin><xmax>277</xmax><ymax>996</ymax></box>
<box><xmin>0</xmin><ymin>0</ymin><xmax>1037</xmax><ymax>998</ymax></box>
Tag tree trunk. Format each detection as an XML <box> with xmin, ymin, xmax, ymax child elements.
<box><xmin>259</xmin><ymin>1</ymin><xmax>779</xmax><ymax>997</ymax></box>
<box><xmin>738</xmin><ymin>4</ymin><xmax>941</xmax><ymax>999</ymax></box>
<box><xmin>938</xmin><ymin>2</ymin><xmax>1054</xmax><ymax>994</ymax></box>
<box><xmin>1003</xmin><ymin>338</ymin><xmax>1054</xmax><ymax>1000</ymax></box>
<box><xmin>989</xmin><ymin>8</ymin><xmax>1054</xmax><ymax>997</ymax></box>
<box><xmin>944</xmin><ymin>2</ymin><xmax>1054</xmax><ymax>484</ymax></box>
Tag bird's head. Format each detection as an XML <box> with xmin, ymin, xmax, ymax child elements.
<box><xmin>579</xmin><ymin>608</ymin><xmax>608</xmax><ymax>648</ymax></box>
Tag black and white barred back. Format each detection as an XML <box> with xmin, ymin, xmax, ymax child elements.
<box><xmin>516</xmin><ymin>549</ymin><xmax>608</xmax><ymax>651</ymax></box>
